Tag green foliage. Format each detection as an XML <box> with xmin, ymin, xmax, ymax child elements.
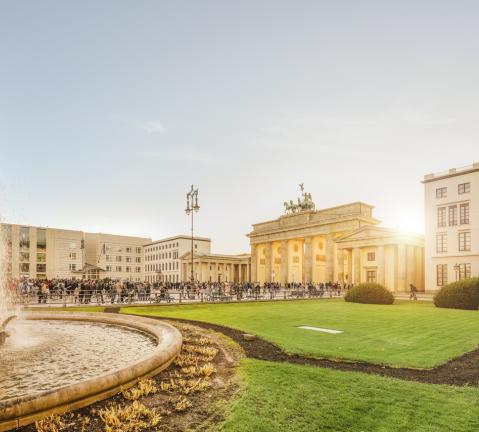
<box><xmin>344</xmin><ymin>283</ymin><xmax>394</xmax><ymax>305</ymax></box>
<box><xmin>434</xmin><ymin>277</ymin><xmax>479</xmax><ymax>310</ymax></box>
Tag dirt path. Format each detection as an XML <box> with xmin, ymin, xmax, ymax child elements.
<box><xmin>133</xmin><ymin>315</ymin><xmax>479</xmax><ymax>387</ymax></box>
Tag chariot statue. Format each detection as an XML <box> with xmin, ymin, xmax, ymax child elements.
<box><xmin>283</xmin><ymin>183</ymin><xmax>316</xmax><ymax>214</ymax></box>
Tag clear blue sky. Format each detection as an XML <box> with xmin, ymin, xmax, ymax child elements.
<box><xmin>1</xmin><ymin>1</ymin><xmax>478</xmax><ymax>253</ymax></box>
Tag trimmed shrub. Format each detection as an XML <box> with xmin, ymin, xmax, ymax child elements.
<box><xmin>345</xmin><ymin>283</ymin><xmax>394</xmax><ymax>305</ymax></box>
<box><xmin>433</xmin><ymin>277</ymin><xmax>479</xmax><ymax>310</ymax></box>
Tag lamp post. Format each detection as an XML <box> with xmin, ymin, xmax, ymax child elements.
<box><xmin>185</xmin><ymin>185</ymin><xmax>200</xmax><ymax>285</ymax></box>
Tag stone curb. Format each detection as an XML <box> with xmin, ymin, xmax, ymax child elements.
<box><xmin>0</xmin><ymin>312</ymin><xmax>182</xmax><ymax>431</ymax></box>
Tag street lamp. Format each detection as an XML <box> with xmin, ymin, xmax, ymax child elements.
<box><xmin>185</xmin><ymin>185</ymin><xmax>200</xmax><ymax>285</ymax></box>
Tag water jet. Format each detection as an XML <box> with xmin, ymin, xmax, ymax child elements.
<box><xmin>0</xmin><ymin>315</ymin><xmax>16</xmax><ymax>345</ymax></box>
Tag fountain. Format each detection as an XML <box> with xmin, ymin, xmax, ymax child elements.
<box><xmin>0</xmin><ymin>316</ymin><xmax>15</xmax><ymax>345</ymax></box>
<box><xmin>0</xmin><ymin>230</ymin><xmax>182</xmax><ymax>431</ymax></box>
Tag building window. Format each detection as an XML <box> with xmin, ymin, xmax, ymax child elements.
<box><xmin>37</xmin><ymin>252</ymin><xmax>46</xmax><ymax>262</ymax></box>
<box><xmin>116</xmin><ymin>266</ymin><xmax>122</xmax><ymax>272</ymax></box>
<box><xmin>106</xmin><ymin>266</ymin><xmax>112</xmax><ymax>272</ymax></box>
<box><xmin>448</xmin><ymin>206</ymin><xmax>457</xmax><ymax>226</ymax></box>
<box><xmin>1</xmin><ymin>225</ymin><xmax>12</xmax><ymax>247</ymax></box>
<box><xmin>458</xmin><ymin>232</ymin><xmax>471</xmax><ymax>252</ymax></box>
<box><xmin>20</xmin><ymin>252</ymin><xmax>30</xmax><ymax>262</ymax></box>
<box><xmin>68</xmin><ymin>263</ymin><xmax>76</xmax><ymax>271</ymax></box>
<box><xmin>19</xmin><ymin>262</ymin><xmax>29</xmax><ymax>273</ymax></box>
<box><xmin>116</xmin><ymin>256</ymin><xmax>122</xmax><ymax>262</ymax></box>
<box><xmin>458</xmin><ymin>263</ymin><xmax>471</xmax><ymax>280</ymax></box>
<box><xmin>136</xmin><ymin>247</ymin><xmax>141</xmax><ymax>254</ymax></box>
<box><xmin>436</xmin><ymin>187</ymin><xmax>447</xmax><ymax>198</ymax></box>
<box><xmin>460</xmin><ymin>203</ymin><xmax>470</xmax><ymax>225</ymax></box>
<box><xmin>37</xmin><ymin>228</ymin><xmax>47</xmax><ymax>251</ymax></box>
<box><xmin>126</xmin><ymin>266</ymin><xmax>131</xmax><ymax>273</ymax></box>
<box><xmin>436</xmin><ymin>233</ymin><xmax>447</xmax><ymax>253</ymax></box>
<box><xmin>126</xmin><ymin>257</ymin><xmax>132</xmax><ymax>263</ymax></box>
<box><xmin>436</xmin><ymin>264</ymin><xmax>448</xmax><ymax>286</ymax></box>
<box><xmin>366</xmin><ymin>270</ymin><xmax>377</xmax><ymax>283</ymax></box>
<box><xmin>37</xmin><ymin>263</ymin><xmax>47</xmax><ymax>273</ymax></box>
<box><xmin>106</xmin><ymin>255</ymin><xmax>111</xmax><ymax>262</ymax></box>
<box><xmin>458</xmin><ymin>183</ymin><xmax>470</xmax><ymax>194</ymax></box>
<box><xmin>437</xmin><ymin>207</ymin><xmax>446</xmax><ymax>227</ymax></box>
<box><xmin>136</xmin><ymin>257</ymin><xmax>141</xmax><ymax>263</ymax></box>
<box><xmin>126</xmin><ymin>247</ymin><xmax>132</xmax><ymax>253</ymax></box>
<box><xmin>20</xmin><ymin>227</ymin><xmax>30</xmax><ymax>249</ymax></box>
<box><xmin>136</xmin><ymin>266</ymin><xmax>141</xmax><ymax>273</ymax></box>
<box><xmin>69</xmin><ymin>252</ymin><xmax>77</xmax><ymax>260</ymax></box>
<box><xmin>367</xmin><ymin>252</ymin><xmax>375</xmax><ymax>261</ymax></box>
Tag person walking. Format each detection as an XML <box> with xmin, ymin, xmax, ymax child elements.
<box><xmin>409</xmin><ymin>283</ymin><xmax>418</xmax><ymax>301</ymax></box>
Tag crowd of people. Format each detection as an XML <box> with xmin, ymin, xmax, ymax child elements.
<box><xmin>5</xmin><ymin>278</ymin><xmax>353</xmax><ymax>305</ymax></box>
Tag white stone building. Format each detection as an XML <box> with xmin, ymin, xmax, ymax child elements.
<box><xmin>180</xmin><ymin>251</ymin><xmax>251</xmax><ymax>283</ymax></box>
<box><xmin>423</xmin><ymin>163</ymin><xmax>479</xmax><ymax>291</ymax></box>
<box><xmin>144</xmin><ymin>235</ymin><xmax>211</xmax><ymax>283</ymax></box>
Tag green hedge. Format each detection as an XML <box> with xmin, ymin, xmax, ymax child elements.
<box><xmin>344</xmin><ymin>283</ymin><xmax>394</xmax><ymax>305</ymax></box>
<box><xmin>433</xmin><ymin>277</ymin><xmax>479</xmax><ymax>310</ymax></box>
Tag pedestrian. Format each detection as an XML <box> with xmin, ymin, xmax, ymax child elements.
<box><xmin>409</xmin><ymin>283</ymin><xmax>418</xmax><ymax>301</ymax></box>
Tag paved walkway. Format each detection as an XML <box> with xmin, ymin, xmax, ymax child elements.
<box><xmin>20</xmin><ymin>290</ymin><xmax>435</xmax><ymax>308</ymax></box>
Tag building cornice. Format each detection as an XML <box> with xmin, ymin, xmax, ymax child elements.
<box><xmin>144</xmin><ymin>235</ymin><xmax>211</xmax><ymax>246</ymax></box>
<box><xmin>423</xmin><ymin>163</ymin><xmax>479</xmax><ymax>183</ymax></box>
<box><xmin>248</xmin><ymin>215</ymin><xmax>381</xmax><ymax>241</ymax></box>
<box><xmin>249</xmin><ymin>201</ymin><xmax>376</xmax><ymax>230</ymax></box>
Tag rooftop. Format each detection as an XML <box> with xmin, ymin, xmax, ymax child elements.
<box><xmin>144</xmin><ymin>235</ymin><xmax>211</xmax><ymax>246</ymax></box>
<box><xmin>180</xmin><ymin>251</ymin><xmax>250</xmax><ymax>260</ymax></box>
<box><xmin>423</xmin><ymin>162</ymin><xmax>479</xmax><ymax>183</ymax></box>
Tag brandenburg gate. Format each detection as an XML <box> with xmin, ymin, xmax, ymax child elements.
<box><xmin>247</xmin><ymin>184</ymin><xmax>424</xmax><ymax>292</ymax></box>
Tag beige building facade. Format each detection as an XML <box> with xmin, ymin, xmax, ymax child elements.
<box><xmin>180</xmin><ymin>251</ymin><xmax>250</xmax><ymax>283</ymax></box>
<box><xmin>0</xmin><ymin>223</ymin><xmax>151</xmax><ymax>281</ymax></box>
<box><xmin>1</xmin><ymin>224</ymin><xmax>85</xmax><ymax>280</ymax></box>
<box><xmin>335</xmin><ymin>226</ymin><xmax>424</xmax><ymax>292</ymax></box>
<box><xmin>248</xmin><ymin>186</ymin><xmax>424</xmax><ymax>292</ymax></box>
<box><xmin>84</xmin><ymin>232</ymin><xmax>150</xmax><ymax>281</ymax></box>
<box><xmin>424</xmin><ymin>163</ymin><xmax>479</xmax><ymax>291</ymax></box>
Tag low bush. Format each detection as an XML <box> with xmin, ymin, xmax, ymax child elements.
<box><xmin>345</xmin><ymin>283</ymin><xmax>394</xmax><ymax>305</ymax></box>
<box><xmin>433</xmin><ymin>277</ymin><xmax>479</xmax><ymax>310</ymax></box>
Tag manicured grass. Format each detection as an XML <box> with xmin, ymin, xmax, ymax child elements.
<box><xmin>218</xmin><ymin>359</ymin><xmax>479</xmax><ymax>432</ymax></box>
<box><xmin>122</xmin><ymin>300</ymin><xmax>479</xmax><ymax>368</ymax></box>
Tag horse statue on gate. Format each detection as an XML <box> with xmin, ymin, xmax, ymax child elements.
<box><xmin>283</xmin><ymin>184</ymin><xmax>316</xmax><ymax>214</ymax></box>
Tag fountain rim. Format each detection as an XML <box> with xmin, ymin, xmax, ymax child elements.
<box><xmin>0</xmin><ymin>312</ymin><xmax>183</xmax><ymax>431</ymax></box>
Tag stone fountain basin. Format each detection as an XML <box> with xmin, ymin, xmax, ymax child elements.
<box><xmin>0</xmin><ymin>312</ymin><xmax>182</xmax><ymax>431</ymax></box>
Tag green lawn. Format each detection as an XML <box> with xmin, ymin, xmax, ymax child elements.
<box><xmin>122</xmin><ymin>300</ymin><xmax>479</xmax><ymax>368</ymax></box>
<box><xmin>217</xmin><ymin>359</ymin><xmax>479</xmax><ymax>432</ymax></box>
